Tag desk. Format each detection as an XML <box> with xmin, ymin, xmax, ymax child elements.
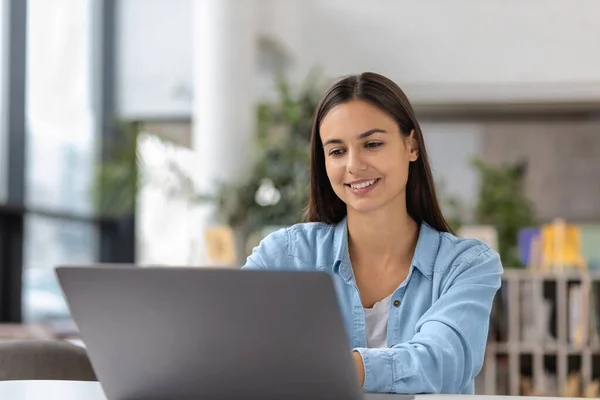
<box><xmin>0</xmin><ymin>380</ymin><xmax>577</xmax><ymax>400</ymax></box>
<box><xmin>0</xmin><ymin>380</ymin><xmax>105</xmax><ymax>400</ymax></box>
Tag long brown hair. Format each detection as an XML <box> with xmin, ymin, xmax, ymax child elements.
<box><xmin>304</xmin><ymin>72</ymin><xmax>452</xmax><ymax>233</ymax></box>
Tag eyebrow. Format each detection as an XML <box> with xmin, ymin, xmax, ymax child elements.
<box><xmin>322</xmin><ymin>128</ymin><xmax>387</xmax><ymax>147</ymax></box>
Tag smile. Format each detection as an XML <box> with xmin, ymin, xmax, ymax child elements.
<box><xmin>345</xmin><ymin>178</ymin><xmax>380</xmax><ymax>192</ymax></box>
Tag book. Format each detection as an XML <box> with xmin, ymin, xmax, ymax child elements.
<box><xmin>204</xmin><ymin>225</ymin><xmax>238</xmax><ymax>266</ymax></box>
<box><xmin>540</xmin><ymin>219</ymin><xmax>586</xmax><ymax>270</ymax></box>
<box><xmin>518</xmin><ymin>227</ymin><xmax>540</xmax><ymax>267</ymax></box>
<box><xmin>580</xmin><ymin>224</ymin><xmax>600</xmax><ymax>270</ymax></box>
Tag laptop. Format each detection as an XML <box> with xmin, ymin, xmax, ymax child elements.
<box><xmin>56</xmin><ymin>265</ymin><xmax>414</xmax><ymax>400</ymax></box>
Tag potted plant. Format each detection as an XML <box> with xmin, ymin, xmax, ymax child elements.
<box><xmin>471</xmin><ymin>157</ymin><xmax>536</xmax><ymax>267</ymax></box>
<box><xmin>197</xmin><ymin>71</ymin><xmax>324</xmax><ymax>255</ymax></box>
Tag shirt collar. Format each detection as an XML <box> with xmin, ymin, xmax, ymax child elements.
<box><xmin>332</xmin><ymin>217</ymin><xmax>440</xmax><ymax>280</ymax></box>
<box><xmin>411</xmin><ymin>222</ymin><xmax>441</xmax><ymax>279</ymax></box>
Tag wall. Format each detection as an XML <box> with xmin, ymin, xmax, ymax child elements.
<box><xmin>116</xmin><ymin>0</ymin><xmax>302</xmax><ymax>119</ymax></box>
<box><xmin>116</xmin><ymin>0</ymin><xmax>193</xmax><ymax>119</ymax></box>
<box><xmin>295</xmin><ymin>0</ymin><xmax>600</xmax><ymax>105</ymax></box>
<box><xmin>290</xmin><ymin>0</ymin><xmax>600</xmax><ymax>222</ymax></box>
<box><xmin>116</xmin><ymin>0</ymin><xmax>600</xmax><ymax>117</ymax></box>
<box><xmin>421</xmin><ymin>122</ymin><xmax>483</xmax><ymax>217</ymax></box>
<box><xmin>481</xmin><ymin>118</ymin><xmax>600</xmax><ymax>222</ymax></box>
<box><xmin>419</xmin><ymin>117</ymin><xmax>600</xmax><ymax>224</ymax></box>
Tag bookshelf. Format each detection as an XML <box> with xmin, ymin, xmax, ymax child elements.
<box><xmin>480</xmin><ymin>268</ymin><xmax>600</xmax><ymax>397</ymax></box>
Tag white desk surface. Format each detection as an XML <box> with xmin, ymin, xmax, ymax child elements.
<box><xmin>0</xmin><ymin>380</ymin><xmax>577</xmax><ymax>400</ymax></box>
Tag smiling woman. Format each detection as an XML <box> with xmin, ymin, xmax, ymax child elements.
<box><xmin>306</xmin><ymin>73</ymin><xmax>449</xmax><ymax>232</ymax></box>
<box><xmin>319</xmin><ymin>100</ymin><xmax>418</xmax><ymax>220</ymax></box>
<box><xmin>242</xmin><ymin>72</ymin><xmax>503</xmax><ymax>395</ymax></box>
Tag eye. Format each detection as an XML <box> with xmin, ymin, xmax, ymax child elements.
<box><xmin>328</xmin><ymin>148</ymin><xmax>346</xmax><ymax>157</ymax></box>
<box><xmin>365</xmin><ymin>141</ymin><xmax>383</xmax><ymax>149</ymax></box>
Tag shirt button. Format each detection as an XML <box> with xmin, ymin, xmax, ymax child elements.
<box><xmin>393</xmin><ymin>300</ymin><xmax>401</xmax><ymax>307</ymax></box>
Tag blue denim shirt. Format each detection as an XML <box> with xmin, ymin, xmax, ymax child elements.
<box><xmin>242</xmin><ymin>217</ymin><xmax>503</xmax><ymax>394</ymax></box>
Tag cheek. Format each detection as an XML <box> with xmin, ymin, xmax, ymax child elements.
<box><xmin>393</xmin><ymin>160</ymin><xmax>411</xmax><ymax>187</ymax></box>
<box><xmin>324</xmin><ymin>158</ymin><xmax>344</xmax><ymax>182</ymax></box>
<box><xmin>380</xmin><ymin>157</ymin><xmax>409</xmax><ymax>183</ymax></box>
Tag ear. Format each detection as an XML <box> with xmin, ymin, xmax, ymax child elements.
<box><xmin>407</xmin><ymin>129</ymin><xmax>419</xmax><ymax>162</ymax></box>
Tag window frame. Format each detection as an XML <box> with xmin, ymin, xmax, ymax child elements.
<box><xmin>0</xmin><ymin>0</ymin><xmax>134</xmax><ymax>323</ymax></box>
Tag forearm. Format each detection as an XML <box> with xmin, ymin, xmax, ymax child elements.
<box><xmin>355</xmin><ymin>329</ymin><xmax>474</xmax><ymax>394</ymax></box>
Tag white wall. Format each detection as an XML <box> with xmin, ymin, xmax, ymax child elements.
<box><xmin>295</xmin><ymin>0</ymin><xmax>600</xmax><ymax>104</ymax></box>
<box><xmin>116</xmin><ymin>0</ymin><xmax>600</xmax><ymax>118</ymax></box>
<box><xmin>422</xmin><ymin>122</ymin><xmax>483</xmax><ymax>217</ymax></box>
<box><xmin>116</xmin><ymin>0</ymin><xmax>193</xmax><ymax>119</ymax></box>
<box><xmin>256</xmin><ymin>0</ymin><xmax>302</xmax><ymax>60</ymax></box>
<box><xmin>116</xmin><ymin>0</ymin><xmax>303</xmax><ymax>119</ymax></box>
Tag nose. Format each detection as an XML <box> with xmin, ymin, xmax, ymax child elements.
<box><xmin>346</xmin><ymin>149</ymin><xmax>367</xmax><ymax>174</ymax></box>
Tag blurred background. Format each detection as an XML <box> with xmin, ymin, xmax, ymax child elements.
<box><xmin>0</xmin><ymin>0</ymin><xmax>599</xmax><ymax>396</ymax></box>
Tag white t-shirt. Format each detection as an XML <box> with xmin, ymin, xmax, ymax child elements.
<box><xmin>363</xmin><ymin>294</ymin><xmax>392</xmax><ymax>348</ymax></box>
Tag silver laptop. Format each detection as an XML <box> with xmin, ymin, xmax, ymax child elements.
<box><xmin>56</xmin><ymin>265</ymin><xmax>413</xmax><ymax>400</ymax></box>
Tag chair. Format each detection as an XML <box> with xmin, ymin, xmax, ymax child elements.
<box><xmin>0</xmin><ymin>339</ymin><xmax>97</xmax><ymax>381</ymax></box>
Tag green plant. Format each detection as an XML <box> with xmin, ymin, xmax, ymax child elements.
<box><xmin>93</xmin><ymin>121</ymin><xmax>143</xmax><ymax>217</ymax></box>
<box><xmin>471</xmin><ymin>157</ymin><xmax>536</xmax><ymax>267</ymax></box>
<box><xmin>199</xmin><ymin>70</ymin><xmax>324</xmax><ymax>238</ymax></box>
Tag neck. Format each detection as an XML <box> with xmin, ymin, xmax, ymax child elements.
<box><xmin>346</xmin><ymin>201</ymin><xmax>419</xmax><ymax>271</ymax></box>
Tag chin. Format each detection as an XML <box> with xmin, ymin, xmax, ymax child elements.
<box><xmin>344</xmin><ymin>192</ymin><xmax>405</xmax><ymax>217</ymax></box>
<box><xmin>345</xmin><ymin>200</ymin><xmax>387</xmax><ymax>215</ymax></box>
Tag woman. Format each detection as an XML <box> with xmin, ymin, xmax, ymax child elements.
<box><xmin>243</xmin><ymin>72</ymin><xmax>503</xmax><ymax>394</ymax></box>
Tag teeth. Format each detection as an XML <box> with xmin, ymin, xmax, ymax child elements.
<box><xmin>350</xmin><ymin>179</ymin><xmax>377</xmax><ymax>189</ymax></box>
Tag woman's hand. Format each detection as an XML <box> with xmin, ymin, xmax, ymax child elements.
<box><xmin>352</xmin><ymin>351</ymin><xmax>365</xmax><ymax>387</ymax></box>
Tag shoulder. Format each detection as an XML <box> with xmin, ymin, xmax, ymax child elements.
<box><xmin>286</xmin><ymin>221</ymin><xmax>338</xmax><ymax>256</ymax></box>
<box><xmin>435</xmin><ymin>229</ymin><xmax>504</xmax><ymax>279</ymax></box>
<box><xmin>263</xmin><ymin>221</ymin><xmax>336</xmax><ymax>254</ymax></box>
<box><xmin>242</xmin><ymin>221</ymin><xmax>337</xmax><ymax>270</ymax></box>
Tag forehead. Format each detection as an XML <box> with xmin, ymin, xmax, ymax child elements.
<box><xmin>319</xmin><ymin>99</ymin><xmax>398</xmax><ymax>139</ymax></box>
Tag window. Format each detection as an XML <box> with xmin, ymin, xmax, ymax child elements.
<box><xmin>22</xmin><ymin>215</ymin><xmax>98</xmax><ymax>322</ymax></box>
<box><xmin>0</xmin><ymin>0</ymin><xmax>8</xmax><ymax>204</ymax></box>
<box><xmin>22</xmin><ymin>0</ymin><xmax>99</xmax><ymax>322</ymax></box>
<box><xmin>25</xmin><ymin>0</ymin><xmax>97</xmax><ymax>214</ymax></box>
<box><xmin>0</xmin><ymin>0</ymin><xmax>127</xmax><ymax>324</ymax></box>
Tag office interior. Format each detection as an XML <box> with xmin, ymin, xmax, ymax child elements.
<box><xmin>0</xmin><ymin>0</ymin><xmax>599</xmax><ymax>397</ymax></box>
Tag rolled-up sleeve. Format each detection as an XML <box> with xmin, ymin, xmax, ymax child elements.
<box><xmin>355</xmin><ymin>247</ymin><xmax>503</xmax><ymax>394</ymax></box>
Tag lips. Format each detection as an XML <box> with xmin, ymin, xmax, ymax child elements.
<box><xmin>345</xmin><ymin>178</ymin><xmax>380</xmax><ymax>194</ymax></box>
<box><xmin>347</xmin><ymin>179</ymin><xmax>378</xmax><ymax>189</ymax></box>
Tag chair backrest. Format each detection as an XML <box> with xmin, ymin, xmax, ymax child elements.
<box><xmin>0</xmin><ymin>339</ymin><xmax>97</xmax><ymax>381</ymax></box>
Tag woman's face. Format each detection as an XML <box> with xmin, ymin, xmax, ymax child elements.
<box><xmin>319</xmin><ymin>99</ymin><xmax>418</xmax><ymax>216</ymax></box>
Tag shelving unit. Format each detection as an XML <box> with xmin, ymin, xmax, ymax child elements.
<box><xmin>480</xmin><ymin>269</ymin><xmax>600</xmax><ymax>397</ymax></box>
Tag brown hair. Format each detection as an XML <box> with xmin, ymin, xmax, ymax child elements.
<box><xmin>304</xmin><ymin>72</ymin><xmax>452</xmax><ymax>233</ymax></box>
